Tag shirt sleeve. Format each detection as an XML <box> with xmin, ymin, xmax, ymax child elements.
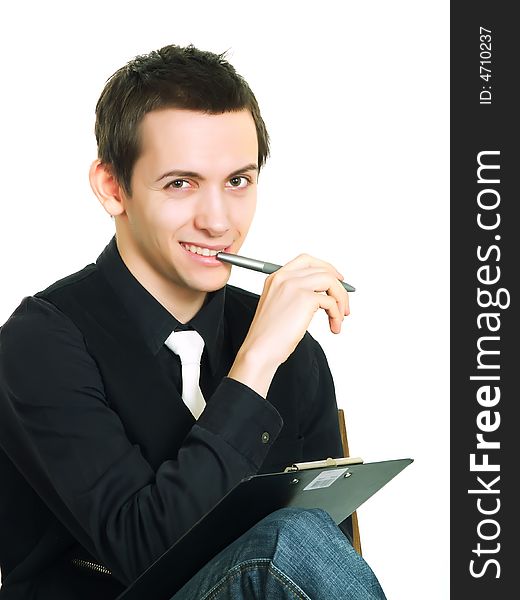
<box><xmin>0</xmin><ymin>296</ymin><xmax>283</xmax><ymax>585</ymax></box>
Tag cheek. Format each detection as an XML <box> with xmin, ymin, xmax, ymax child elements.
<box><xmin>233</xmin><ymin>197</ymin><xmax>257</xmax><ymax>232</ymax></box>
<box><xmin>148</xmin><ymin>201</ymin><xmax>191</xmax><ymax>234</ymax></box>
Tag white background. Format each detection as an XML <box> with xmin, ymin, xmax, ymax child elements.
<box><xmin>0</xmin><ymin>1</ymin><xmax>450</xmax><ymax>598</ymax></box>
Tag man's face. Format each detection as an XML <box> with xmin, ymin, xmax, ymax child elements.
<box><xmin>118</xmin><ymin>108</ymin><xmax>258</xmax><ymax>296</ymax></box>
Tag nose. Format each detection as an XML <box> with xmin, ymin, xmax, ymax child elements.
<box><xmin>193</xmin><ymin>187</ymin><xmax>231</xmax><ymax>237</ymax></box>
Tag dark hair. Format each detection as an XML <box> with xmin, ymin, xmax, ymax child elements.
<box><xmin>94</xmin><ymin>44</ymin><xmax>270</xmax><ymax>196</ymax></box>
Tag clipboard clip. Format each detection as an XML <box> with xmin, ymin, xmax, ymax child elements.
<box><xmin>284</xmin><ymin>456</ymin><xmax>364</xmax><ymax>473</ymax></box>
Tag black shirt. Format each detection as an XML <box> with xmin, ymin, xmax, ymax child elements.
<box><xmin>96</xmin><ymin>235</ymin><xmax>276</xmax><ymax>413</ymax></box>
<box><xmin>0</xmin><ymin>236</ymin><xmax>345</xmax><ymax>598</ymax></box>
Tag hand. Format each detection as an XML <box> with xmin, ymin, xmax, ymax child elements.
<box><xmin>228</xmin><ymin>253</ymin><xmax>350</xmax><ymax>397</ymax></box>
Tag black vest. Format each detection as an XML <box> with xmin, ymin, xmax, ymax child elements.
<box><xmin>35</xmin><ymin>263</ymin><xmax>305</xmax><ymax>473</ymax></box>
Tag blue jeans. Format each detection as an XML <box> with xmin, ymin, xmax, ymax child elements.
<box><xmin>171</xmin><ymin>507</ymin><xmax>387</xmax><ymax>599</ymax></box>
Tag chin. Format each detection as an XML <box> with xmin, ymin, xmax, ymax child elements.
<box><xmin>187</xmin><ymin>272</ymin><xmax>230</xmax><ymax>293</ymax></box>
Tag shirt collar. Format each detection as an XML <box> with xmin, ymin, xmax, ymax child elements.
<box><xmin>96</xmin><ymin>236</ymin><xmax>225</xmax><ymax>374</ymax></box>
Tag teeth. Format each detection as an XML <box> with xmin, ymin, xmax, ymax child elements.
<box><xmin>183</xmin><ymin>243</ymin><xmax>219</xmax><ymax>257</ymax></box>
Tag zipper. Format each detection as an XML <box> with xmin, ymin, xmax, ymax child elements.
<box><xmin>71</xmin><ymin>558</ymin><xmax>112</xmax><ymax>576</ymax></box>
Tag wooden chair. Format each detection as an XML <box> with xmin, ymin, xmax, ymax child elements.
<box><xmin>337</xmin><ymin>408</ymin><xmax>362</xmax><ymax>555</ymax></box>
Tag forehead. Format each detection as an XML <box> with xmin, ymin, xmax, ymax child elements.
<box><xmin>137</xmin><ymin>108</ymin><xmax>258</xmax><ymax>173</ymax></box>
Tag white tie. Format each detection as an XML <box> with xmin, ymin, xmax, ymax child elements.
<box><xmin>164</xmin><ymin>330</ymin><xmax>206</xmax><ymax>419</ymax></box>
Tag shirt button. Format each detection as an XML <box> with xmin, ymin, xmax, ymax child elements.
<box><xmin>261</xmin><ymin>432</ymin><xmax>270</xmax><ymax>444</ymax></box>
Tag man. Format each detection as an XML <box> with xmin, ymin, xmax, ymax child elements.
<box><xmin>0</xmin><ymin>44</ymin><xmax>386</xmax><ymax>599</ymax></box>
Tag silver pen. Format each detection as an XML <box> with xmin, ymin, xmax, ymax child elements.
<box><xmin>215</xmin><ymin>252</ymin><xmax>356</xmax><ymax>292</ymax></box>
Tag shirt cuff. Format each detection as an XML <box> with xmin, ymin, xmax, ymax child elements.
<box><xmin>196</xmin><ymin>377</ymin><xmax>284</xmax><ymax>470</ymax></box>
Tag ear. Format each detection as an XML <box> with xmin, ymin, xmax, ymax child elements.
<box><xmin>89</xmin><ymin>159</ymin><xmax>127</xmax><ymax>217</ymax></box>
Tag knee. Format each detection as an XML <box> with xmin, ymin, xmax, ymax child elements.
<box><xmin>257</xmin><ymin>509</ymin><xmax>386</xmax><ymax>598</ymax></box>
<box><xmin>259</xmin><ymin>507</ymin><xmax>344</xmax><ymax>549</ymax></box>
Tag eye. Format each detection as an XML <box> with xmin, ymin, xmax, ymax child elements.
<box><xmin>226</xmin><ymin>176</ymin><xmax>250</xmax><ymax>189</ymax></box>
<box><xmin>166</xmin><ymin>179</ymin><xmax>190</xmax><ymax>189</ymax></box>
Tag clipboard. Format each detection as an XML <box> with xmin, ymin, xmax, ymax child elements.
<box><xmin>117</xmin><ymin>457</ymin><xmax>413</xmax><ymax>600</ymax></box>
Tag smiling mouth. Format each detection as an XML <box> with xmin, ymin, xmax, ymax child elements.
<box><xmin>179</xmin><ymin>242</ymin><xmax>230</xmax><ymax>257</ymax></box>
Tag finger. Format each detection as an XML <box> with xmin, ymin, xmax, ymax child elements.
<box><xmin>327</xmin><ymin>278</ymin><xmax>350</xmax><ymax>318</ymax></box>
<box><xmin>271</xmin><ymin>266</ymin><xmax>338</xmax><ymax>285</ymax></box>
<box><xmin>337</xmin><ymin>279</ymin><xmax>350</xmax><ymax>316</ymax></box>
<box><xmin>267</xmin><ymin>267</ymin><xmax>344</xmax><ymax>311</ymax></box>
<box><xmin>315</xmin><ymin>293</ymin><xmax>343</xmax><ymax>334</ymax></box>
<box><xmin>280</xmin><ymin>253</ymin><xmax>344</xmax><ymax>281</ymax></box>
<box><xmin>273</xmin><ymin>267</ymin><xmax>345</xmax><ymax>294</ymax></box>
<box><xmin>273</xmin><ymin>267</ymin><xmax>350</xmax><ymax>316</ymax></box>
<box><xmin>292</xmin><ymin>271</ymin><xmax>349</xmax><ymax>317</ymax></box>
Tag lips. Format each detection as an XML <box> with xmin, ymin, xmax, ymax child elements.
<box><xmin>178</xmin><ymin>242</ymin><xmax>233</xmax><ymax>265</ymax></box>
<box><xmin>179</xmin><ymin>242</ymin><xmax>231</xmax><ymax>256</ymax></box>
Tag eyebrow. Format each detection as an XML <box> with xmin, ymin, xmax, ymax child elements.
<box><xmin>155</xmin><ymin>163</ymin><xmax>259</xmax><ymax>183</ymax></box>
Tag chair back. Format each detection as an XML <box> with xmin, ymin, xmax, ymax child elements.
<box><xmin>338</xmin><ymin>408</ymin><xmax>362</xmax><ymax>555</ymax></box>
